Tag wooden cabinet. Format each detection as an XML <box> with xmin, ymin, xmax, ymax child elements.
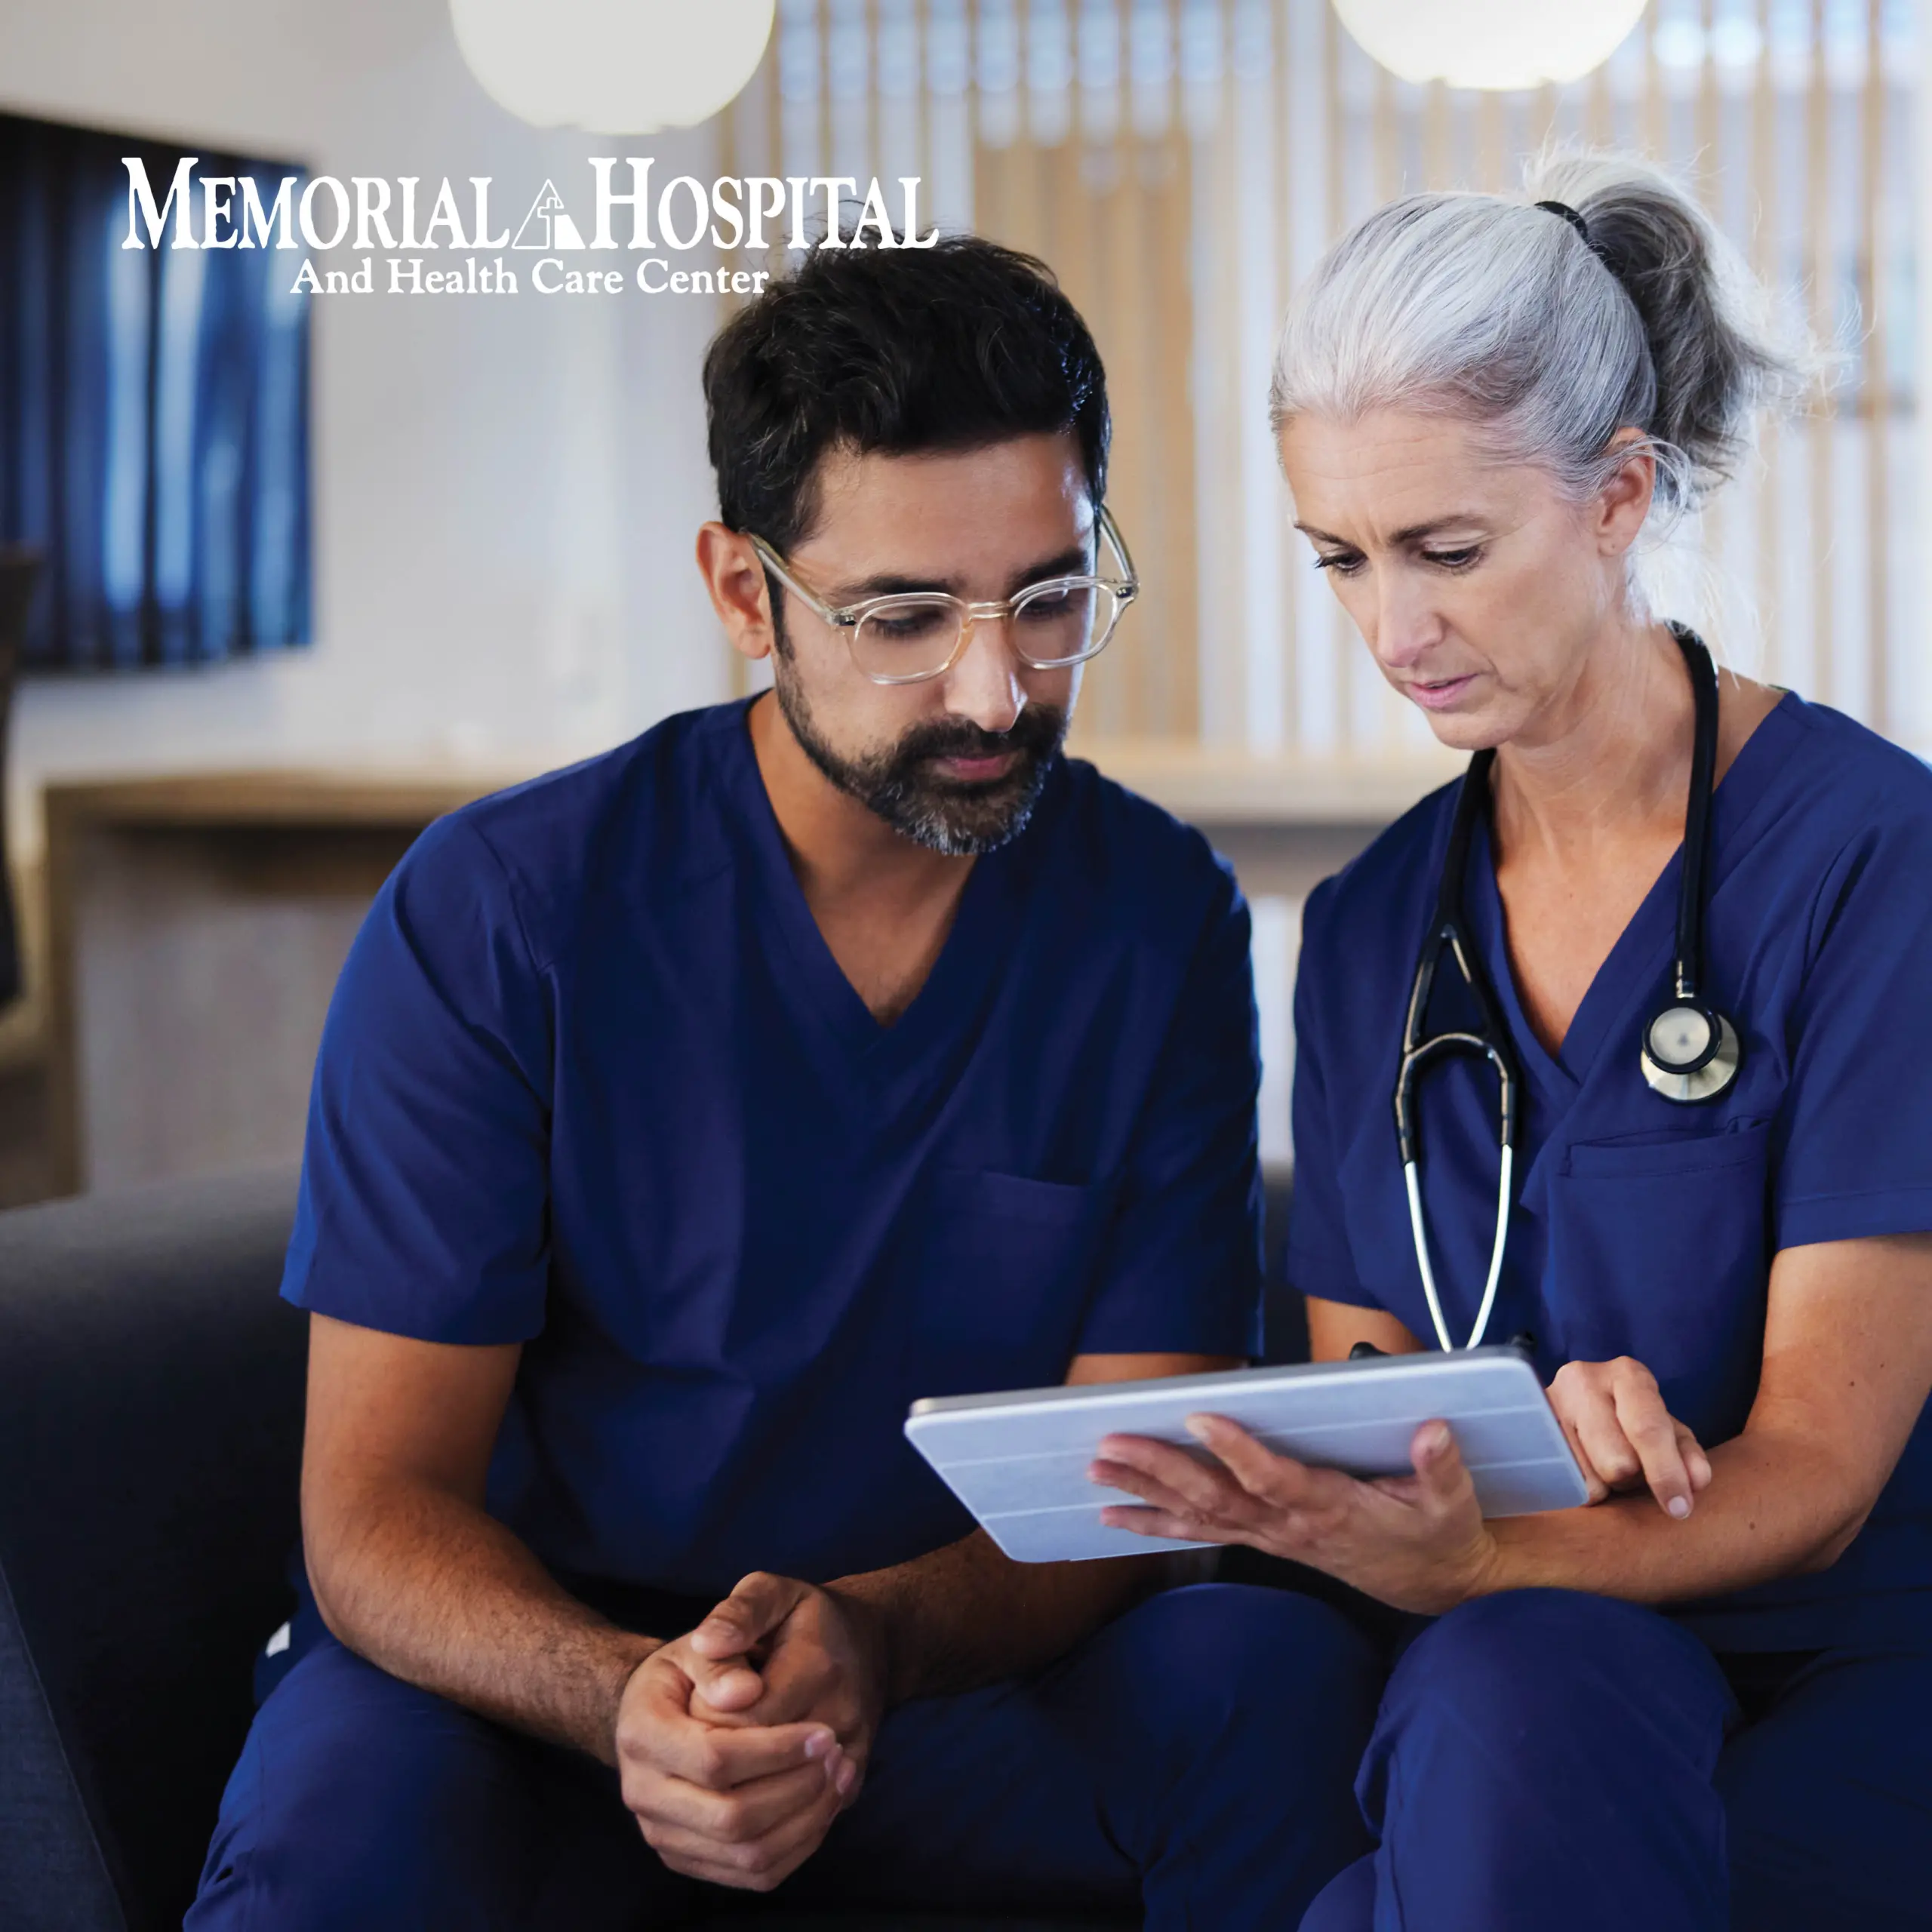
<box><xmin>38</xmin><ymin>749</ymin><xmax>1452</xmax><ymax>1196</ymax></box>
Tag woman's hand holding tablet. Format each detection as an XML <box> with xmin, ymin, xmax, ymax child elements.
<box><xmin>1093</xmin><ymin>1411</ymin><xmax>1501</xmax><ymax>1617</ymax></box>
<box><xmin>1092</xmin><ymin>1352</ymin><xmax>1716</xmax><ymax>1612</ymax></box>
<box><xmin>903</xmin><ymin>1349</ymin><xmax>1590</xmax><ymax>1576</ymax></box>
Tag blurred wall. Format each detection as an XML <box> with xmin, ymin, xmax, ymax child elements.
<box><xmin>0</xmin><ymin>0</ymin><xmax>734</xmax><ymax>863</ymax></box>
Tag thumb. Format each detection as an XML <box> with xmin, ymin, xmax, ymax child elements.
<box><xmin>685</xmin><ymin>1574</ymin><xmax>807</xmax><ymax>1718</ymax></box>
<box><xmin>1411</xmin><ymin>1420</ymin><xmax>1477</xmax><ymax>1514</ymax></box>
<box><xmin>689</xmin><ymin>1572</ymin><xmax>806</xmax><ymax>1662</ymax></box>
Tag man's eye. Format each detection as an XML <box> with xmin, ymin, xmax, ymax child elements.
<box><xmin>866</xmin><ymin>605</ymin><xmax>952</xmax><ymax>641</ymax></box>
<box><xmin>1018</xmin><ymin>589</ymin><xmax>1081</xmax><ymax>621</ymax></box>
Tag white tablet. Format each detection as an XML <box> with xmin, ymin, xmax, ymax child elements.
<box><xmin>905</xmin><ymin>1346</ymin><xmax>1589</xmax><ymax>1563</ymax></box>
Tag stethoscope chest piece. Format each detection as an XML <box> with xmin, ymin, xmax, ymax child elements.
<box><xmin>1640</xmin><ymin>1000</ymin><xmax>1742</xmax><ymax>1104</ymax></box>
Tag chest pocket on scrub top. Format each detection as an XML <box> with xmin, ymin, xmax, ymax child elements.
<box><xmin>912</xmin><ymin>1169</ymin><xmax>1106</xmax><ymax>1392</ymax></box>
<box><xmin>1546</xmin><ymin>1120</ymin><xmax>1772</xmax><ymax>1447</ymax></box>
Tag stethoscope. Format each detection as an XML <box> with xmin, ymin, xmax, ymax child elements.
<box><xmin>1392</xmin><ymin>623</ymin><xmax>1743</xmax><ymax>1354</ymax></box>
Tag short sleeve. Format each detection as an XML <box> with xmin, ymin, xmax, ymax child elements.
<box><xmin>1773</xmin><ymin>807</ymin><xmax>1932</xmax><ymax>1251</ymax></box>
<box><xmin>1076</xmin><ymin>863</ymin><xmax>1263</xmax><ymax>1359</ymax></box>
<box><xmin>1283</xmin><ymin>880</ymin><xmax>1382</xmax><ymax>1309</ymax></box>
<box><xmin>281</xmin><ymin>814</ymin><xmax>555</xmax><ymax>1344</ymax></box>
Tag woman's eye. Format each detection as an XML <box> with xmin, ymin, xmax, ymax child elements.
<box><xmin>1423</xmin><ymin>546</ymin><xmax>1483</xmax><ymax>571</ymax></box>
<box><xmin>1313</xmin><ymin>552</ymin><xmax>1364</xmax><ymax>577</ymax></box>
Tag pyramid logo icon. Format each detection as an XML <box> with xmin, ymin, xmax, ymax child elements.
<box><xmin>512</xmin><ymin>180</ymin><xmax>586</xmax><ymax>251</ymax></box>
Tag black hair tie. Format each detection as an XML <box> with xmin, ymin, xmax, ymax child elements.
<box><xmin>1535</xmin><ymin>198</ymin><xmax>1611</xmax><ymax>269</ymax></box>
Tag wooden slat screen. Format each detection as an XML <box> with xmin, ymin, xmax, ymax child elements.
<box><xmin>722</xmin><ymin>0</ymin><xmax>1919</xmax><ymax>754</ymax></box>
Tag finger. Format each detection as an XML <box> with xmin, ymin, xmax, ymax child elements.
<box><xmin>1611</xmin><ymin>1374</ymin><xmax>1697</xmax><ymax>1518</ymax></box>
<box><xmin>1088</xmin><ymin>1457</ymin><xmax>1212</xmax><ymax>1519</ymax></box>
<box><xmin>1568</xmin><ymin>1379</ymin><xmax>1643</xmax><ymax>1491</ymax></box>
<box><xmin>1676</xmin><ymin>1421</ymin><xmax>1715</xmax><ymax>1494</ymax></box>
<box><xmin>633</xmin><ymin>1698</ymin><xmax>839</xmax><ymax>1790</ymax></box>
<box><xmin>1557</xmin><ymin>1411</ymin><xmax>1613</xmax><ymax>1504</ymax></box>
<box><xmin>1094</xmin><ymin>1435</ymin><xmax>1249</xmax><ymax>1520</ymax></box>
<box><xmin>1408</xmin><ymin>1420</ymin><xmax>1479</xmax><ymax>1521</ymax></box>
<box><xmin>719</xmin><ymin>1632</ymin><xmax>842</xmax><ymax>1734</ymax></box>
<box><xmin>641</xmin><ymin>1780</ymin><xmax>842</xmax><ymax>1893</ymax></box>
<box><xmin>1097</xmin><ymin>1504</ymin><xmax>1235</xmax><ymax>1545</ymax></box>
<box><xmin>1185</xmin><ymin>1415</ymin><xmax>1351</xmax><ymax>1512</ymax></box>
<box><xmin>635</xmin><ymin>1755</ymin><xmax>842</xmax><ymax>1844</ymax></box>
<box><xmin>687</xmin><ymin>1574</ymin><xmax>809</xmax><ymax>1712</ymax></box>
<box><xmin>690</xmin><ymin>1573</ymin><xmax>807</xmax><ymax>1660</ymax></box>
<box><xmin>678</xmin><ymin>1643</ymin><xmax>771</xmax><ymax>1718</ymax></box>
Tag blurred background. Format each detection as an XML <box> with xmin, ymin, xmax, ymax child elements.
<box><xmin>0</xmin><ymin>0</ymin><xmax>1921</xmax><ymax>1205</ymax></box>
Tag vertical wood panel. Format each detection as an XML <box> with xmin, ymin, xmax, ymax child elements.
<box><xmin>1752</xmin><ymin>0</ymin><xmax>1782</xmax><ymax>688</ymax></box>
<box><xmin>1274</xmin><ymin>0</ymin><xmax>1300</xmax><ymax>743</ymax></box>
<box><xmin>768</xmin><ymin>0</ymin><xmax>1912</xmax><ymax>753</ymax></box>
<box><xmin>1423</xmin><ymin>78</ymin><xmax>1450</xmax><ymax>189</ymax></box>
<box><xmin>1862</xmin><ymin>0</ymin><xmax>1889</xmax><ymax>731</ymax></box>
<box><xmin>1806</xmin><ymin>0</ymin><xmax>1833</xmax><ymax>705</ymax></box>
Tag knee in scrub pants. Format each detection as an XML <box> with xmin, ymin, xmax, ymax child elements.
<box><xmin>1718</xmin><ymin>1645</ymin><xmax>1932</xmax><ymax>1932</ymax></box>
<box><xmin>186</xmin><ymin>1635</ymin><xmax>674</xmax><ymax>1932</ymax></box>
<box><xmin>1093</xmin><ymin>1583</ymin><xmax>1383</xmax><ymax>1927</ymax></box>
<box><xmin>1307</xmin><ymin>1589</ymin><xmax>1736</xmax><ymax>1932</ymax></box>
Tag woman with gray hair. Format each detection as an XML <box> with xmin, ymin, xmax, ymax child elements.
<box><xmin>1091</xmin><ymin>152</ymin><xmax>1932</xmax><ymax>1929</ymax></box>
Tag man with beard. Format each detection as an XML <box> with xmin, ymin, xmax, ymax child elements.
<box><xmin>187</xmin><ymin>237</ymin><xmax>1380</xmax><ymax>1931</ymax></box>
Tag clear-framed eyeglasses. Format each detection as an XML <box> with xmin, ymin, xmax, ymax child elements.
<box><xmin>747</xmin><ymin>506</ymin><xmax>1140</xmax><ymax>688</ymax></box>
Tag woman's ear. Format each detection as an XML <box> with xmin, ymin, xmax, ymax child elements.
<box><xmin>696</xmin><ymin>522</ymin><xmax>777</xmax><ymax>663</ymax></box>
<box><xmin>1593</xmin><ymin>429</ymin><xmax>1657</xmax><ymax>558</ymax></box>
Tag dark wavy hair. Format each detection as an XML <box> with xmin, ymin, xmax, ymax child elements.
<box><xmin>703</xmin><ymin>234</ymin><xmax>1111</xmax><ymax>553</ymax></box>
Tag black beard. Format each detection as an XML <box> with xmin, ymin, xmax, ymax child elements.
<box><xmin>772</xmin><ymin>668</ymin><xmax>1068</xmax><ymax>857</ymax></box>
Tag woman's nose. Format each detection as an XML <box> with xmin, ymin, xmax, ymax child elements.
<box><xmin>1370</xmin><ymin>571</ymin><xmax>1441</xmax><ymax>672</ymax></box>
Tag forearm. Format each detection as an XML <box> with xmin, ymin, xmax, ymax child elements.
<box><xmin>306</xmin><ymin>1474</ymin><xmax>659</xmax><ymax>1762</ymax></box>
<box><xmin>827</xmin><ymin>1531</ymin><xmax>1190</xmax><ymax>1704</ymax></box>
<box><xmin>1479</xmin><ymin>1424</ymin><xmax>1868</xmax><ymax>1605</ymax></box>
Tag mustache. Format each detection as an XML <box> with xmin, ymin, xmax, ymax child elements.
<box><xmin>891</xmin><ymin>705</ymin><xmax>1066</xmax><ymax>771</ymax></box>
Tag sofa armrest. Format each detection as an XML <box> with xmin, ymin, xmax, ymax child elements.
<box><xmin>0</xmin><ymin>1169</ymin><xmax>303</xmax><ymax>1932</ymax></box>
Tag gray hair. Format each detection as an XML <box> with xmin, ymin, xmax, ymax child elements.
<box><xmin>1269</xmin><ymin>150</ymin><xmax>1811</xmax><ymax>543</ymax></box>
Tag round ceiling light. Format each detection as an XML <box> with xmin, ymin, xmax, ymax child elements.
<box><xmin>450</xmin><ymin>0</ymin><xmax>777</xmax><ymax>134</ymax></box>
<box><xmin>1331</xmin><ymin>0</ymin><xmax>1647</xmax><ymax>91</ymax></box>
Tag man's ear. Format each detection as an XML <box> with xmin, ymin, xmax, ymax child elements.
<box><xmin>1594</xmin><ymin>428</ymin><xmax>1658</xmax><ymax>558</ymax></box>
<box><xmin>697</xmin><ymin>522</ymin><xmax>777</xmax><ymax>663</ymax></box>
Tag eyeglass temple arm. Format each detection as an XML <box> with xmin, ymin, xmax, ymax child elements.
<box><xmin>1098</xmin><ymin>504</ymin><xmax>1139</xmax><ymax>596</ymax></box>
<box><xmin>746</xmin><ymin>537</ymin><xmax>851</xmax><ymax>629</ymax></box>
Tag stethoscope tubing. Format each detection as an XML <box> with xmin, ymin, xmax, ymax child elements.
<box><xmin>1404</xmin><ymin>1143</ymin><xmax>1512</xmax><ymax>1353</ymax></box>
<box><xmin>1395</xmin><ymin>624</ymin><xmax>1737</xmax><ymax>1354</ymax></box>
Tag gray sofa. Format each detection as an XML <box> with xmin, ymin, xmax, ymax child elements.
<box><xmin>0</xmin><ymin>1170</ymin><xmax>1307</xmax><ymax>1930</ymax></box>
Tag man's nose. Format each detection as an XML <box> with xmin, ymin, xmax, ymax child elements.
<box><xmin>939</xmin><ymin>612</ymin><xmax>1027</xmax><ymax>734</ymax></box>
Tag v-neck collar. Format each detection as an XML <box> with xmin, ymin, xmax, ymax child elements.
<box><xmin>1468</xmin><ymin>691</ymin><xmax>1804</xmax><ymax>1095</ymax></box>
<box><xmin>716</xmin><ymin>700</ymin><xmax>1027</xmax><ymax>1070</ymax></box>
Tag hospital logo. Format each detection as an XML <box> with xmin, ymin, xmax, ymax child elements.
<box><xmin>119</xmin><ymin>156</ymin><xmax>938</xmax><ymax>302</ymax></box>
<box><xmin>512</xmin><ymin>181</ymin><xmax>586</xmax><ymax>252</ymax></box>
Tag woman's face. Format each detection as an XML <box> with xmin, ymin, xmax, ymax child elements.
<box><xmin>1277</xmin><ymin>408</ymin><xmax>1654</xmax><ymax>752</ymax></box>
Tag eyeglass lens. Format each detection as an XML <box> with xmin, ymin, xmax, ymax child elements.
<box><xmin>851</xmin><ymin>581</ymin><xmax>1121</xmax><ymax>680</ymax></box>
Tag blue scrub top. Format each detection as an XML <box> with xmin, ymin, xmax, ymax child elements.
<box><xmin>1288</xmin><ymin>693</ymin><xmax>1932</xmax><ymax>1650</ymax></box>
<box><xmin>284</xmin><ymin>700</ymin><xmax>1263</xmax><ymax>1609</ymax></box>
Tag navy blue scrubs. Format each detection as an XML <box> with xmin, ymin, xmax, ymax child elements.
<box><xmin>1287</xmin><ymin>694</ymin><xmax>1932</xmax><ymax>1930</ymax></box>
<box><xmin>187</xmin><ymin>700</ymin><xmax>1381</xmax><ymax>1929</ymax></box>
